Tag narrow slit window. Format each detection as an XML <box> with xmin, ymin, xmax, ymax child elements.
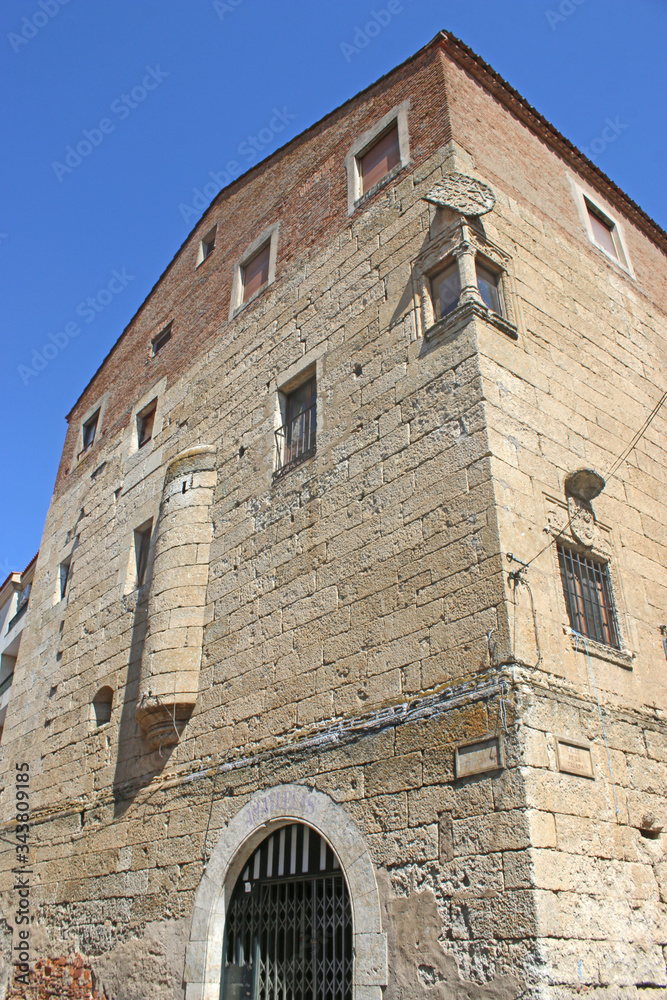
<box><xmin>586</xmin><ymin>201</ymin><xmax>618</xmax><ymax>258</ymax></box>
<box><xmin>59</xmin><ymin>559</ymin><xmax>71</xmax><ymax>601</ymax></box>
<box><xmin>431</xmin><ymin>262</ymin><xmax>460</xmax><ymax>321</ymax></box>
<box><xmin>137</xmin><ymin>401</ymin><xmax>157</xmax><ymax>449</ymax></box>
<box><xmin>79</xmin><ymin>411</ymin><xmax>99</xmax><ymax>458</ymax></box>
<box><xmin>359</xmin><ymin>124</ymin><xmax>400</xmax><ymax>194</ymax></box>
<box><xmin>242</xmin><ymin>243</ymin><xmax>271</xmax><ymax>303</ymax></box>
<box><xmin>151</xmin><ymin>323</ymin><xmax>172</xmax><ymax>357</ymax></box>
<box><xmin>134</xmin><ymin>522</ymin><xmax>152</xmax><ymax>588</ymax></box>
<box><xmin>557</xmin><ymin>544</ymin><xmax>620</xmax><ymax>649</ymax></box>
<box><xmin>92</xmin><ymin>686</ymin><xmax>113</xmax><ymax>727</ymax></box>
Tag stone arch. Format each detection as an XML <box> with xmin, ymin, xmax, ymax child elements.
<box><xmin>184</xmin><ymin>783</ymin><xmax>387</xmax><ymax>1000</ymax></box>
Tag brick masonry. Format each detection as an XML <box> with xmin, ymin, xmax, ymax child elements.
<box><xmin>1</xmin><ymin>32</ymin><xmax>666</xmax><ymax>1000</ymax></box>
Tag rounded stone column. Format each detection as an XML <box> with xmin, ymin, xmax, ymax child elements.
<box><xmin>136</xmin><ymin>446</ymin><xmax>217</xmax><ymax>751</ymax></box>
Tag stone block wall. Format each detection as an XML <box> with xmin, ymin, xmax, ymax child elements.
<box><xmin>1</xmin><ymin>32</ymin><xmax>666</xmax><ymax>1000</ymax></box>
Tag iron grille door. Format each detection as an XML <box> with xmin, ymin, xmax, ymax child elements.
<box><xmin>222</xmin><ymin>825</ymin><xmax>352</xmax><ymax>1000</ymax></box>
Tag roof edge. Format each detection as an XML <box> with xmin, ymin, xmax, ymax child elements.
<box><xmin>65</xmin><ymin>30</ymin><xmax>666</xmax><ymax>422</ymax></box>
<box><xmin>438</xmin><ymin>32</ymin><xmax>667</xmax><ymax>255</ymax></box>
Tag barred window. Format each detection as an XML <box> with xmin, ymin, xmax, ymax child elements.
<box><xmin>557</xmin><ymin>544</ymin><xmax>620</xmax><ymax>649</ymax></box>
<box><xmin>274</xmin><ymin>376</ymin><xmax>317</xmax><ymax>478</ymax></box>
<box><xmin>221</xmin><ymin>823</ymin><xmax>352</xmax><ymax>1000</ymax></box>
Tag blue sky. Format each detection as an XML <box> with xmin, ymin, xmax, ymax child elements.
<box><xmin>1</xmin><ymin>0</ymin><xmax>665</xmax><ymax>576</ymax></box>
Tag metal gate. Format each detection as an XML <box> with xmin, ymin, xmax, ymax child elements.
<box><xmin>221</xmin><ymin>824</ymin><xmax>352</xmax><ymax>1000</ymax></box>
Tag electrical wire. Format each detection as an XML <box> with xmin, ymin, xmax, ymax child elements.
<box><xmin>604</xmin><ymin>386</ymin><xmax>667</xmax><ymax>482</ymax></box>
<box><xmin>507</xmin><ymin>386</ymin><xmax>666</xmax><ymax>576</ymax></box>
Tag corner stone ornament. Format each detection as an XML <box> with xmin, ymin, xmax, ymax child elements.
<box><xmin>424</xmin><ymin>173</ymin><xmax>496</xmax><ymax>216</ymax></box>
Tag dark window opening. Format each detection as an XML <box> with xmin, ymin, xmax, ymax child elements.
<box><xmin>137</xmin><ymin>401</ymin><xmax>157</xmax><ymax>449</ymax></box>
<box><xmin>201</xmin><ymin>225</ymin><xmax>217</xmax><ymax>261</ymax></box>
<box><xmin>92</xmin><ymin>686</ymin><xmax>113</xmax><ymax>727</ymax></box>
<box><xmin>134</xmin><ymin>522</ymin><xmax>152</xmax><ymax>588</ymax></box>
<box><xmin>242</xmin><ymin>243</ymin><xmax>271</xmax><ymax>303</ymax></box>
<box><xmin>359</xmin><ymin>124</ymin><xmax>400</xmax><ymax>194</ymax></box>
<box><xmin>586</xmin><ymin>201</ymin><xmax>618</xmax><ymax>258</ymax></box>
<box><xmin>557</xmin><ymin>544</ymin><xmax>620</xmax><ymax>649</ymax></box>
<box><xmin>152</xmin><ymin>323</ymin><xmax>172</xmax><ymax>357</ymax></box>
<box><xmin>221</xmin><ymin>823</ymin><xmax>352</xmax><ymax>1000</ymax></box>
<box><xmin>78</xmin><ymin>411</ymin><xmax>99</xmax><ymax>458</ymax></box>
<box><xmin>275</xmin><ymin>376</ymin><xmax>317</xmax><ymax>478</ymax></box>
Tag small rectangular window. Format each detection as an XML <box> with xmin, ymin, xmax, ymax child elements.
<box><xmin>137</xmin><ymin>400</ymin><xmax>157</xmax><ymax>448</ymax></box>
<box><xmin>586</xmin><ymin>201</ymin><xmax>618</xmax><ymax>259</ymax></box>
<box><xmin>59</xmin><ymin>560</ymin><xmax>71</xmax><ymax>601</ymax></box>
<box><xmin>275</xmin><ymin>376</ymin><xmax>317</xmax><ymax>477</ymax></box>
<box><xmin>134</xmin><ymin>522</ymin><xmax>152</xmax><ymax>588</ymax></box>
<box><xmin>200</xmin><ymin>225</ymin><xmax>216</xmax><ymax>263</ymax></box>
<box><xmin>431</xmin><ymin>262</ymin><xmax>460</xmax><ymax>320</ymax></box>
<box><xmin>78</xmin><ymin>411</ymin><xmax>99</xmax><ymax>458</ymax></box>
<box><xmin>151</xmin><ymin>323</ymin><xmax>172</xmax><ymax>357</ymax></box>
<box><xmin>476</xmin><ymin>264</ymin><xmax>503</xmax><ymax>314</ymax></box>
<box><xmin>557</xmin><ymin>544</ymin><xmax>620</xmax><ymax>649</ymax></box>
<box><xmin>359</xmin><ymin>124</ymin><xmax>400</xmax><ymax>194</ymax></box>
<box><xmin>242</xmin><ymin>243</ymin><xmax>271</xmax><ymax>303</ymax></box>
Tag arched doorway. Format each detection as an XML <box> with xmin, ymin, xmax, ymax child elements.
<box><xmin>221</xmin><ymin>823</ymin><xmax>352</xmax><ymax>1000</ymax></box>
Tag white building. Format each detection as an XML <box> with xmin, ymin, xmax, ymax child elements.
<box><xmin>0</xmin><ymin>555</ymin><xmax>37</xmax><ymax>743</ymax></box>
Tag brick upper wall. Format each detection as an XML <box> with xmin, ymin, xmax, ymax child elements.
<box><xmin>56</xmin><ymin>44</ymin><xmax>452</xmax><ymax>494</ymax></box>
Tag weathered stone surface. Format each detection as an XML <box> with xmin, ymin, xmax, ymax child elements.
<box><xmin>1</xmin><ymin>32</ymin><xmax>666</xmax><ymax>1000</ymax></box>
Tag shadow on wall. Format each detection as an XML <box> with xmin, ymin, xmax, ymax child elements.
<box><xmin>111</xmin><ymin>585</ymin><xmax>177</xmax><ymax>819</ymax></box>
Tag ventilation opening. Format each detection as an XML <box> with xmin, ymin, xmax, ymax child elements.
<box><xmin>92</xmin><ymin>686</ymin><xmax>113</xmax><ymax>727</ymax></box>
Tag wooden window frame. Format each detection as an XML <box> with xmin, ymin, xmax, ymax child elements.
<box><xmin>230</xmin><ymin>224</ymin><xmax>279</xmax><ymax>318</ymax></box>
<box><xmin>344</xmin><ymin>101</ymin><xmax>410</xmax><ymax>214</ymax></box>
<box><xmin>358</xmin><ymin>123</ymin><xmax>401</xmax><ymax>196</ymax></box>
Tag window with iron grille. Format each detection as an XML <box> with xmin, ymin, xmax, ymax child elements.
<box><xmin>557</xmin><ymin>544</ymin><xmax>620</xmax><ymax>649</ymax></box>
<box><xmin>221</xmin><ymin>823</ymin><xmax>352</xmax><ymax>1000</ymax></box>
<box><xmin>274</xmin><ymin>376</ymin><xmax>316</xmax><ymax>478</ymax></box>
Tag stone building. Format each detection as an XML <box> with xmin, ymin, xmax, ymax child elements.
<box><xmin>1</xmin><ymin>30</ymin><xmax>666</xmax><ymax>1000</ymax></box>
